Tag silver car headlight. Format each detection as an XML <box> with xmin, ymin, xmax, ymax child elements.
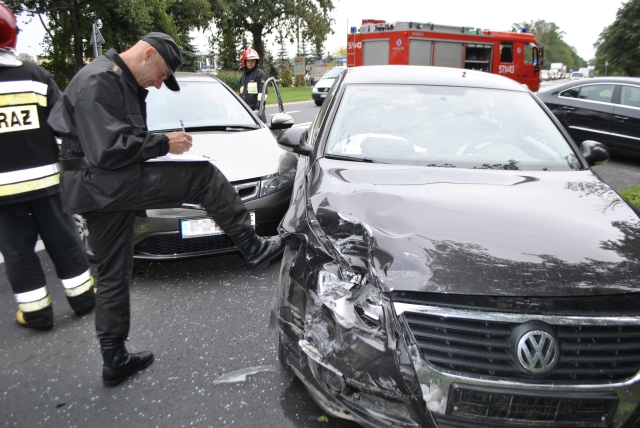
<box><xmin>259</xmin><ymin>167</ymin><xmax>296</xmax><ymax>197</ymax></box>
<box><xmin>312</xmin><ymin>85</ymin><xmax>320</xmax><ymax>94</ymax></box>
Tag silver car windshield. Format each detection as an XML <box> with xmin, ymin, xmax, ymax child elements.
<box><xmin>322</xmin><ymin>67</ymin><xmax>345</xmax><ymax>79</ymax></box>
<box><xmin>325</xmin><ymin>84</ymin><xmax>582</xmax><ymax>171</ymax></box>
<box><xmin>146</xmin><ymin>80</ymin><xmax>257</xmax><ymax>131</ymax></box>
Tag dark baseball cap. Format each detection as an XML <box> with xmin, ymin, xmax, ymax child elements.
<box><xmin>141</xmin><ymin>32</ymin><xmax>181</xmax><ymax>91</ymax></box>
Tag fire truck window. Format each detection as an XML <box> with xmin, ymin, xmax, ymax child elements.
<box><xmin>524</xmin><ymin>44</ymin><xmax>537</xmax><ymax>65</ymax></box>
<box><xmin>500</xmin><ymin>43</ymin><xmax>513</xmax><ymax>63</ymax></box>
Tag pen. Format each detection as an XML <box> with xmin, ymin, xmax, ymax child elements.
<box><xmin>180</xmin><ymin>119</ymin><xmax>185</xmax><ymax>133</ymax></box>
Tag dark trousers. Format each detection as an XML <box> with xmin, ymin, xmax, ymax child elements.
<box><xmin>0</xmin><ymin>193</ymin><xmax>89</xmax><ymax>295</ymax></box>
<box><xmin>83</xmin><ymin>161</ymin><xmax>251</xmax><ymax>340</ymax></box>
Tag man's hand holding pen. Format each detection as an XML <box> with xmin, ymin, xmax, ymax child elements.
<box><xmin>166</xmin><ymin>120</ymin><xmax>192</xmax><ymax>154</ymax></box>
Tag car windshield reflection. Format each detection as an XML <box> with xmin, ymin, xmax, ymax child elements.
<box><xmin>325</xmin><ymin>85</ymin><xmax>582</xmax><ymax>171</ymax></box>
<box><xmin>146</xmin><ymin>80</ymin><xmax>258</xmax><ymax>131</ymax></box>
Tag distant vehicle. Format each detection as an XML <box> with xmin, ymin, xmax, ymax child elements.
<box><xmin>540</xmin><ymin>70</ymin><xmax>549</xmax><ymax>81</ymax></box>
<box><xmin>578</xmin><ymin>67</ymin><xmax>593</xmax><ymax>78</ymax></box>
<box><xmin>548</xmin><ymin>70</ymin><xmax>557</xmax><ymax>80</ymax></box>
<box><xmin>569</xmin><ymin>72</ymin><xmax>584</xmax><ymax>80</ymax></box>
<box><xmin>311</xmin><ymin>66</ymin><xmax>347</xmax><ymax>106</ymax></box>
<box><xmin>537</xmin><ymin>76</ymin><xmax>640</xmax><ymax>156</ymax></box>
<box><xmin>549</xmin><ymin>62</ymin><xmax>566</xmax><ymax>78</ymax></box>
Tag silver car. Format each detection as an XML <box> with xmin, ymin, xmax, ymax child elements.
<box><xmin>78</xmin><ymin>72</ymin><xmax>297</xmax><ymax>260</ymax></box>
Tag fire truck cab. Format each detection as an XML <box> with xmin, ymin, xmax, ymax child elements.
<box><xmin>347</xmin><ymin>20</ymin><xmax>542</xmax><ymax>92</ymax></box>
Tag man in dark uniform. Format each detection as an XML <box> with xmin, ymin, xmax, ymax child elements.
<box><xmin>0</xmin><ymin>3</ymin><xmax>93</xmax><ymax>331</ymax></box>
<box><xmin>239</xmin><ymin>48</ymin><xmax>268</xmax><ymax>110</ymax></box>
<box><xmin>48</xmin><ymin>33</ymin><xmax>283</xmax><ymax>387</ymax></box>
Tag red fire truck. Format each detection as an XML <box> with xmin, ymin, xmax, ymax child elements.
<box><xmin>347</xmin><ymin>20</ymin><xmax>542</xmax><ymax>91</ymax></box>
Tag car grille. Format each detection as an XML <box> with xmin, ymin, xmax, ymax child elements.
<box><xmin>434</xmin><ymin>385</ymin><xmax>617</xmax><ymax>428</ymax></box>
<box><xmin>392</xmin><ymin>293</ymin><xmax>640</xmax><ymax>383</ymax></box>
<box><xmin>135</xmin><ymin>222</ymin><xmax>279</xmax><ymax>257</ymax></box>
<box><xmin>317</xmin><ymin>87</ymin><xmax>330</xmax><ymax>92</ymax></box>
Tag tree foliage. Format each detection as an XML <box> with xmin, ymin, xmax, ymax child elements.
<box><xmin>512</xmin><ymin>20</ymin><xmax>587</xmax><ymax>71</ymax></box>
<box><xmin>6</xmin><ymin>0</ymin><xmax>213</xmax><ymax>88</ymax></box>
<box><xmin>209</xmin><ymin>0</ymin><xmax>334</xmax><ymax>70</ymax></box>
<box><xmin>594</xmin><ymin>0</ymin><xmax>640</xmax><ymax>76</ymax></box>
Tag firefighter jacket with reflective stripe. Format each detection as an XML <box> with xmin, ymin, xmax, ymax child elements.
<box><xmin>48</xmin><ymin>49</ymin><xmax>170</xmax><ymax>214</ymax></box>
<box><xmin>239</xmin><ymin>67</ymin><xmax>267</xmax><ymax>109</ymax></box>
<box><xmin>0</xmin><ymin>62</ymin><xmax>62</xmax><ymax>205</ymax></box>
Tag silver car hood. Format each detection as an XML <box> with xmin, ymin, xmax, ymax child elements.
<box><xmin>185</xmin><ymin>128</ymin><xmax>282</xmax><ymax>182</ymax></box>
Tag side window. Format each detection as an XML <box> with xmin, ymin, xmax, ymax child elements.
<box><xmin>524</xmin><ymin>44</ymin><xmax>537</xmax><ymax>65</ymax></box>
<box><xmin>500</xmin><ymin>42</ymin><xmax>513</xmax><ymax>63</ymax></box>
<box><xmin>620</xmin><ymin>86</ymin><xmax>640</xmax><ymax>108</ymax></box>
<box><xmin>560</xmin><ymin>88</ymin><xmax>579</xmax><ymax>98</ymax></box>
<box><xmin>577</xmin><ymin>85</ymin><xmax>614</xmax><ymax>103</ymax></box>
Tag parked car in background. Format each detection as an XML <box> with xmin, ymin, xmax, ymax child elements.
<box><xmin>569</xmin><ymin>71</ymin><xmax>584</xmax><ymax>80</ymax></box>
<box><xmin>537</xmin><ymin>77</ymin><xmax>640</xmax><ymax>156</ymax></box>
<box><xmin>274</xmin><ymin>65</ymin><xmax>640</xmax><ymax>428</ymax></box>
<box><xmin>540</xmin><ymin>69</ymin><xmax>549</xmax><ymax>81</ymax></box>
<box><xmin>311</xmin><ymin>66</ymin><xmax>347</xmax><ymax>106</ymax></box>
<box><xmin>77</xmin><ymin>72</ymin><xmax>297</xmax><ymax>261</ymax></box>
<box><xmin>548</xmin><ymin>70</ymin><xmax>557</xmax><ymax>80</ymax></box>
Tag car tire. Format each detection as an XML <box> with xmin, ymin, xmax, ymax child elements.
<box><xmin>314</xmin><ymin>100</ymin><xmax>323</xmax><ymax>106</ymax></box>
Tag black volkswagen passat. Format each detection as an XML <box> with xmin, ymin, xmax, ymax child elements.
<box><xmin>273</xmin><ymin>65</ymin><xmax>640</xmax><ymax>428</ymax></box>
<box><xmin>537</xmin><ymin>77</ymin><xmax>640</xmax><ymax>156</ymax></box>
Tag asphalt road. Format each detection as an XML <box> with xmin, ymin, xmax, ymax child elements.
<box><xmin>1</xmin><ymin>97</ymin><xmax>639</xmax><ymax>428</ymax></box>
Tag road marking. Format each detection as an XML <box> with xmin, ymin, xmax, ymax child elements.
<box><xmin>293</xmin><ymin>122</ymin><xmax>312</xmax><ymax>128</ymax></box>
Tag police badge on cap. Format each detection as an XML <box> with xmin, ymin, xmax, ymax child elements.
<box><xmin>140</xmin><ymin>32</ymin><xmax>182</xmax><ymax>92</ymax></box>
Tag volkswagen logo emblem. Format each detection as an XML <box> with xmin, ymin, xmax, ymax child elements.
<box><xmin>516</xmin><ymin>330</ymin><xmax>559</xmax><ymax>374</ymax></box>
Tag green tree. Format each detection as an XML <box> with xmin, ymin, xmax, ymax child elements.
<box><xmin>6</xmin><ymin>0</ymin><xmax>213</xmax><ymax>88</ymax></box>
<box><xmin>275</xmin><ymin>29</ymin><xmax>289</xmax><ymax>72</ymax></box>
<box><xmin>594</xmin><ymin>0</ymin><xmax>640</xmax><ymax>76</ymax></box>
<box><xmin>209</xmin><ymin>0</ymin><xmax>334</xmax><ymax>67</ymax></box>
<box><xmin>17</xmin><ymin>52</ymin><xmax>36</xmax><ymax>63</ymax></box>
<box><xmin>180</xmin><ymin>37</ymin><xmax>199</xmax><ymax>72</ymax></box>
<box><xmin>511</xmin><ymin>20</ymin><xmax>587</xmax><ymax>71</ymax></box>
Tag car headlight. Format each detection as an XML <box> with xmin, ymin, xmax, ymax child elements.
<box><xmin>259</xmin><ymin>167</ymin><xmax>296</xmax><ymax>197</ymax></box>
<box><xmin>312</xmin><ymin>85</ymin><xmax>320</xmax><ymax>93</ymax></box>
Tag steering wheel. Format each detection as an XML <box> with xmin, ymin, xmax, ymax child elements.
<box><xmin>461</xmin><ymin>135</ymin><xmax>512</xmax><ymax>155</ymax></box>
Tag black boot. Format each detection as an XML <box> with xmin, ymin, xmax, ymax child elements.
<box><xmin>67</xmin><ymin>286</ymin><xmax>96</xmax><ymax>317</ymax></box>
<box><xmin>100</xmin><ymin>338</ymin><xmax>154</xmax><ymax>387</ymax></box>
<box><xmin>16</xmin><ymin>306</ymin><xmax>54</xmax><ymax>331</ymax></box>
<box><xmin>232</xmin><ymin>229</ymin><xmax>284</xmax><ymax>272</ymax></box>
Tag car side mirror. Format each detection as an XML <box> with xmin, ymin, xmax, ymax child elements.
<box><xmin>270</xmin><ymin>113</ymin><xmax>294</xmax><ymax>130</ymax></box>
<box><xmin>580</xmin><ymin>140</ymin><xmax>609</xmax><ymax>166</ymax></box>
<box><xmin>277</xmin><ymin>127</ymin><xmax>312</xmax><ymax>156</ymax></box>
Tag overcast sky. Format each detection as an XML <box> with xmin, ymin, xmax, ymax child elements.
<box><xmin>15</xmin><ymin>0</ymin><xmax>625</xmax><ymax>62</ymax></box>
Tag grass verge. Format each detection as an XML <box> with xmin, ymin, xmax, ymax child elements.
<box><xmin>267</xmin><ymin>87</ymin><xmax>313</xmax><ymax>104</ymax></box>
<box><xmin>619</xmin><ymin>185</ymin><xmax>640</xmax><ymax>210</ymax></box>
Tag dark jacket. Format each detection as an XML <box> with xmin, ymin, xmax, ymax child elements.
<box><xmin>48</xmin><ymin>49</ymin><xmax>169</xmax><ymax>214</ymax></box>
<box><xmin>239</xmin><ymin>67</ymin><xmax>267</xmax><ymax>110</ymax></box>
<box><xmin>0</xmin><ymin>60</ymin><xmax>62</xmax><ymax>205</ymax></box>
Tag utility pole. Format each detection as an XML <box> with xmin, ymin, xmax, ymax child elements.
<box><xmin>90</xmin><ymin>21</ymin><xmax>105</xmax><ymax>60</ymax></box>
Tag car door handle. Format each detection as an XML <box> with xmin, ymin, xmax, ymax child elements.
<box><xmin>615</xmin><ymin>115</ymin><xmax>628</xmax><ymax>122</ymax></box>
<box><xmin>561</xmin><ymin>106</ymin><xmax>575</xmax><ymax>111</ymax></box>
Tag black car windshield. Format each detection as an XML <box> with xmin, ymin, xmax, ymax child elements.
<box><xmin>146</xmin><ymin>80</ymin><xmax>257</xmax><ymax>131</ymax></box>
<box><xmin>322</xmin><ymin>67</ymin><xmax>345</xmax><ymax>80</ymax></box>
<box><xmin>325</xmin><ymin>84</ymin><xmax>582</xmax><ymax>171</ymax></box>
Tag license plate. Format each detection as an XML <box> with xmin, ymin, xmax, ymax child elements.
<box><xmin>180</xmin><ymin>212</ymin><xmax>255</xmax><ymax>238</ymax></box>
<box><xmin>321</xmin><ymin>94</ymin><xmax>327</xmax><ymax>98</ymax></box>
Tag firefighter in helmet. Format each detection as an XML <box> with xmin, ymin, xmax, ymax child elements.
<box><xmin>0</xmin><ymin>3</ymin><xmax>94</xmax><ymax>330</ymax></box>
<box><xmin>239</xmin><ymin>48</ymin><xmax>268</xmax><ymax>111</ymax></box>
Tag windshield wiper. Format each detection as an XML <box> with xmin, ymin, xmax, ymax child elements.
<box><xmin>151</xmin><ymin>125</ymin><xmax>259</xmax><ymax>133</ymax></box>
<box><xmin>324</xmin><ymin>154</ymin><xmax>386</xmax><ymax>163</ymax></box>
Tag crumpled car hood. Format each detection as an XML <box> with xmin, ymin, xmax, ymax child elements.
<box><xmin>186</xmin><ymin>128</ymin><xmax>282</xmax><ymax>182</ymax></box>
<box><xmin>307</xmin><ymin>158</ymin><xmax>640</xmax><ymax>296</ymax></box>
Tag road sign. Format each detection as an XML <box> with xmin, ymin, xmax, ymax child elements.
<box><xmin>293</xmin><ymin>57</ymin><xmax>305</xmax><ymax>76</ymax></box>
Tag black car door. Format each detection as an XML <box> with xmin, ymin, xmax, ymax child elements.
<box><xmin>611</xmin><ymin>84</ymin><xmax>640</xmax><ymax>154</ymax></box>
<box><xmin>556</xmin><ymin>83</ymin><xmax>615</xmax><ymax>146</ymax></box>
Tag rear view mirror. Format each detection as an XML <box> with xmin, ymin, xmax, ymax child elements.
<box><xmin>580</xmin><ymin>140</ymin><xmax>609</xmax><ymax>166</ymax></box>
<box><xmin>270</xmin><ymin>113</ymin><xmax>294</xmax><ymax>130</ymax></box>
<box><xmin>277</xmin><ymin>127</ymin><xmax>312</xmax><ymax>156</ymax></box>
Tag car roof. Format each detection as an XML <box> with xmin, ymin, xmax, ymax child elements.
<box><xmin>341</xmin><ymin>65</ymin><xmax>529</xmax><ymax>92</ymax></box>
<box><xmin>538</xmin><ymin>76</ymin><xmax>640</xmax><ymax>93</ymax></box>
